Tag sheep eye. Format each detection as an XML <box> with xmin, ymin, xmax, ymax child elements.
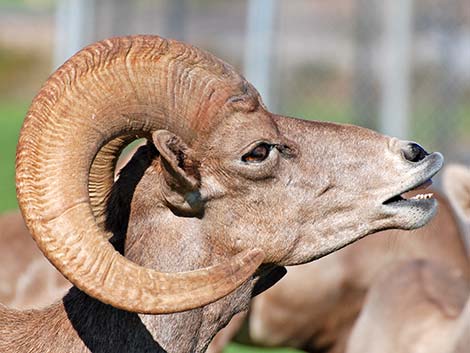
<box><xmin>242</xmin><ymin>143</ymin><xmax>271</xmax><ymax>163</ymax></box>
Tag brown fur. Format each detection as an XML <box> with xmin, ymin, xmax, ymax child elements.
<box><xmin>345</xmin><ymin>260</ymin><xmax>469</xmax><ymax>353</ymax></box>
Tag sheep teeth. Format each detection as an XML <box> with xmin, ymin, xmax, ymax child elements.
<box><xmin>411</xmin><ymin>193</ymin><xmax>434</xmax><ymax>200</ymax></box>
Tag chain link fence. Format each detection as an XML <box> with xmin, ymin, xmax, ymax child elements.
<box><xmin>267</xmin><ymin>0</ymin><xmax>469</xmax><ymax>165</ymax></box>
<box><xmin>54</xmin><ymin>0</ymin><xmax>470</xmax><ymax>166</ymax></box>
<box><xmin>1</xmin><ymin>0</ymin><xmax>469</xmax><ymax>170</ymax></box>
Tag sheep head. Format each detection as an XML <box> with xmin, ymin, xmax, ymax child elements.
<box><xmin>192</xmin><ymin>114</ymin><xmax>443</xmax><ymax>265</ymax></box>
<box><xmin>15</xmin><ymin>35</ymin><xmax>443</xmax><ymax>315</ymax></box>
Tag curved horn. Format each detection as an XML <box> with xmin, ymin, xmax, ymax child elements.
<box><xmin>16</xmin><ymin>35</ymin><xmax>264</xmax><ymax>314</ymax></box>
<box><xmin>89</xmin><ymin>134</ymin><xmax>137</xmax><ymax>231</ymax></box>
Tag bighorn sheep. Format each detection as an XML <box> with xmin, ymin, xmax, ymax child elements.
<box><xmin>344</xmin><ymin>164</ymin><xmax>470</xmax><ymax>353</ymax></box>
<box><xmin>208</xmin><ymin>184</ymin><xmax>470</xmax><ymax>353</ymax></box>
<box><xmin>0</xmin><ymin>35</ymin><xmax>443</xmax><ymax>353</ymax></box>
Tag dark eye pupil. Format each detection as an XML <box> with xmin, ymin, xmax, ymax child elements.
<box><xmin>252</xmin><ymin>145</ymin><xmax>267</xmax><ymax>158</ymax></box>
<box><xmin>242</xmin><ymin>144</ymin><xmax>270</xmax><ymax>163</ymax></box>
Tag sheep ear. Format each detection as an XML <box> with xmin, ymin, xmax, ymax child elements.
<box><xmin>152</xmin><ymin>130</ymin><xmax>200</xmax><ymax>194</ymax></box>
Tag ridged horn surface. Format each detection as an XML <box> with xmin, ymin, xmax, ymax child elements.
<box><xmin>89</xmin><ymin>134</ymin><xmax>137</xmax><ymax>233</ymax></box>
<box><xmin>16</xmin><ymin>35</ymin><xmax>264</xmax><ymax>314</ymax></box>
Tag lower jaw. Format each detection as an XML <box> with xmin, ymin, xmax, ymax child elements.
<box><xmin>384</xmin><ymin>198</ymin><xmax>438</xmax><ymax>230</ymax></box>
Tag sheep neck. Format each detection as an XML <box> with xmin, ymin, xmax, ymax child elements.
<box><xmin>108</xmin><ymin>148</ymin><xmax>283</xmax><ymax>352</ymax></box>
<box><xmin>113</xmin><ymin>151</ymin><xmax>259</xmax><ymax>352</ymax></box>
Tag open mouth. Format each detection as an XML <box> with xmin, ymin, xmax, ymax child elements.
<box><xmin>383</xmin><ymin>179</ymin><xmax>434</xmax><ymax>206</ymax></box>
<box><xmin>382</xmin><ymin>152</ymin><xmax>443</xmax><ymax>209</ymax></box>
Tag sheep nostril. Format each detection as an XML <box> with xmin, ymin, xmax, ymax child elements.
<box><xmin>402</xmin><ymin>142</ymin><xmax>429</xmax><ymax>163</ymax></box>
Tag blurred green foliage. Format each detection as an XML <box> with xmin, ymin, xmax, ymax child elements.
<box><xmin>0</xmin><ymin>102</ymin><xmax>28</xmax><ymax>212</ymax></box>
<box><xmin>0</xmin><ymin>0</ymin><xmax>54</xmax><ymax>9</ymax></box>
